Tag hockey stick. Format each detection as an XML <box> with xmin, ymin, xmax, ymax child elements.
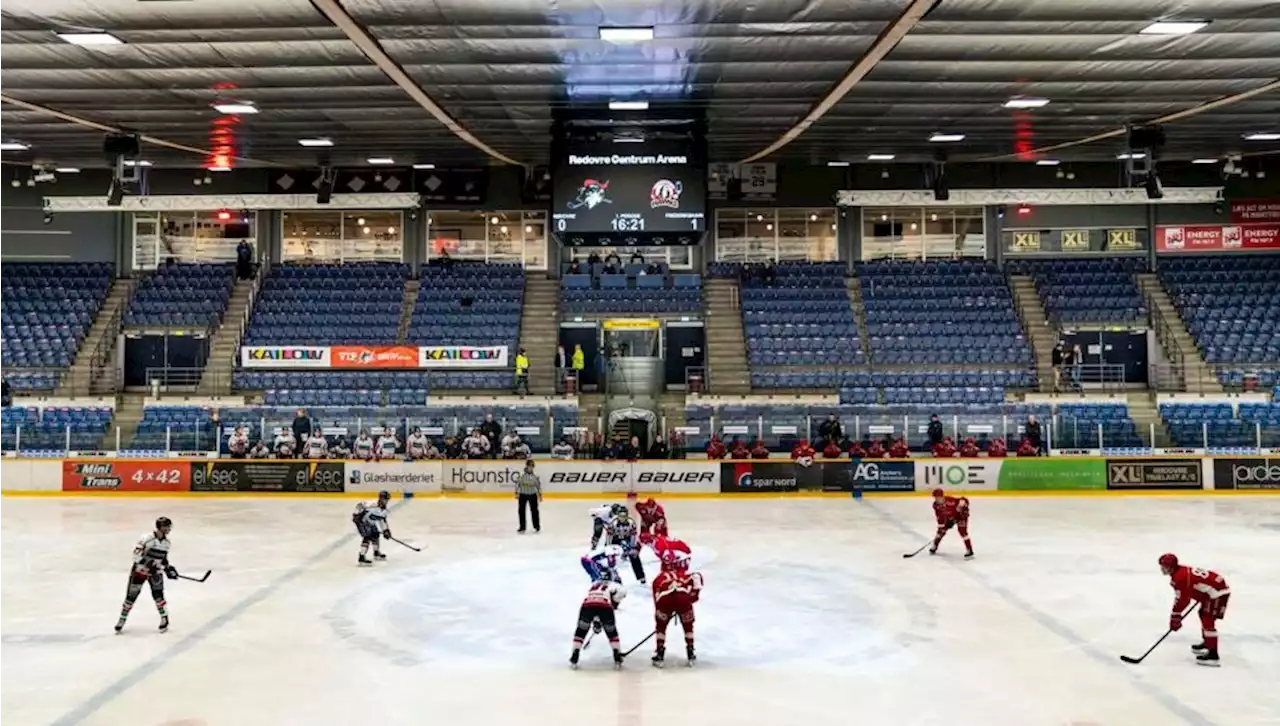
<box><xmin>902</xmin><ymin>543</ymin><xmax>931</xmax><ymax>559</ymax></box>
<box><xmin>622</xmin><ymin>631</ymin><xmax>656</xmax><ymax>657</ymax></box>
<box><xmin>1120</xmin><ymin>605</ymin><xmax>1197</xmax><ymax>664</ymax></box>
<box><xmin>176</xmin><ymin>570</ymin><xmax>212</xmax><ymax>583</ymax></box>
<box><xmin>388</xmin><ymin>536</ymin><xmax>421</xmax><ymax>552</ymax></box>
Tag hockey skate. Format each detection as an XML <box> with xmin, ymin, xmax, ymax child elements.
<box><xmin>613</xmin><ymin>649</ymin><xmax>625</xmax><ymax>669</ymax></box>
<box><xmin>373</xmin><ymin>551</ymin><xmax>387</xmax><ymax>561</ymax></box>
<box><xmin>159</xmin><ymin>616</ymin><xmax>169</xmax><ymax>633</ymax></box>
<box><xmin>686</xmin><ymin>644</ymin><xmax>697</xmax><ymax>667</ymax></box>
<box><xmin>1191</xmin><ymin>641</ymin><xmax>1209</xmax><ymax>653</ymax></box>
<box><xmin>651</xmin><ymin>645</ymin><xmax>665</xmax><ymax>668</ymax></box>
<box><xmin>114</xmin><ymin>619</ymin><xmax>126</xmax><ymax>634</ymax></box>
<box><xmin>569</xmin><ymin>649</ymin><xmax>581</xmax><ymax>669</ymax></box>
<box><xmin>964</xmin><ymin>550</ymin><xmax>975</xmax><ymax>559</ymax></box>
<box><xmin>358</xmin><ymin>554</ymin><xmax>373</xmax><ymax>565</ymax></box>
<box><xmin>928</xmin><ymin>546</ymin><xmax>938</xmax><ymax>555</ymax></box>
<box><xmin>1195</xmin><ymin>651</ymin><xmax>1220</xmax><ymax>667</ymax></box>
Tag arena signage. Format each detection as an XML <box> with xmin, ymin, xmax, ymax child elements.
<box><xmin>1212</xmin><ymin>458</ymin><xmax>1280</xmax><ymax>490</ymax></box>
<box><xmin>1105</xmin><ymin>459</ymin><xmax>1203</xmax><ymax>490</ymax></box>
<box><xmin>1154</xmin><ymin>223</ymin><xmax>1280</xmax><ymax>252</ymax></box>
<box><xmin>916</xmin><ymin>461</ymin><xmax>1001</xmax><ymax>491</ymax></box>
<box><xmin>345</xmin><ymin>461</ymin><xmax>442</xmax><ymax>493</ymax></box>
<box><xmin>61</xmin><ymin>459</ymin><xmax>190</xmax><ymax>492</ymax></box>
<box><xmin>240</xmin><ymin>345</ymin><xmax>509</xmax><ymax>369</ymax></box>
<box><xmin>443</xmin><ymin>461</ymin><xmax>719</xmax><ymax>494</ymax></box>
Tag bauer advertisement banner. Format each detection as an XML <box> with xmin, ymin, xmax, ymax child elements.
<box><xmin>444</xmin><ymin>460</ymin><xmax>719</xmax><ymax>495</ymax></box>
<box><xmin>1105</xmin><ymin>459</ymin><xmax>1203</xmax><ymax>490</ymax></box>
<box><xmin>915</xmin><ymin>460</ymin><xmax>1001</xmax><ymax>492</ymax></box>
<box><xmin>61</xmin><ymin>459</ymin><xmax>191</xmax><ymax>492</ymax></box>
<box><xmin>345</xmin><ymin>461</ymin><xmax>443</xmax><ymax>494</ymax></box>
<box><xmin>189</xmin><ymin>461</ymin><xmax>345</xmax><ymax>492</ymax></box>
<box><xmin>240</xmin><ymin>345</ymin><xmax>509</xmax><ymax>369</ymax></box>
<box><xmin>1212</xmin><ymin>458</ymin><xmax>1280</xmax><ymax>490</ymax></box>
<box><xmin>997</xmin><ymin>457</ymin><xmax>1106</xmax><ymax>491</ymax></box>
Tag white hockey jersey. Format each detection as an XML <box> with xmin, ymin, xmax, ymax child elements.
<box><xmin>589</xmin><ymin>504</ymin><xmax>617</xmax><ymax>525</ymax></box>
<box><xmin>227</xmin><ymin>431</ymin><xmax>248</xmax><ymax>455</ymax></box>
<box><xmin>406</xmin><ymin>433</ymin><xmax>429</xmax><ymax>458</ymax></box>
<box><xmin>303</xmin><ymin>435</ymin><xmax>328</xmax><ymax>459</ymax></box>
<box><xmin>353</xmin><ymin>435</ymin><xmax>375</xmax><ymax>460</ymax></box>
<box><xmin>353</xmin><ymin>501</ymin><xmax>390</xmax><ymax>534</ymax></box>
<box><xmin>132</xmin><ymin>533</ymin><xmax>171</xmax><ymax>574</ymax></box>
<box><xmin>273</xmin><ymin>431</ymin><xmax>297</xmax><ymax>457</ymax></box>
<box><xmin>376</xmin><ymin>435</ymin><xmax>399</xmax><ymax>459</ymax></box>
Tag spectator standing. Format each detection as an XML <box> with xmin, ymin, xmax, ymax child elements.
<box><xmin>235</xmin><ymin>240</ymin><xmax>253</xmax><ymax>280</ymax></box>
<box><xmin>514</xmin><ymin>348</ymin><xmax>530</xmax><ymax>395</ymax></box>
<box><xmin>2</xmin><ymin>378</ymin><xmax>12</xmax><ymax>407</ymax></box>
<box><xmin>1070</xmin><ymin>344</ymin><xmax>1085</xmax><ymax>392</ymax></box>
<box><xmin>514</xmin><ymin>459</ymin><xmax>542</xmax><ymax>534</ymax></box>
<box><xmin>927</xmin><ymin>414</ymin><xmax>944</xmax><ymax>449</ymax></box>
<box><xmin>292</xmin><ymin>408</ymin><xmax>313</xmax><ymax>448</ymax></box>
<box><xmin>551</xmin><ymin>437</ymin><xmax>575</xmax><ymax>460</ymax></box>
<box><xmin>572</xmin><ymin>344</ymin><xmax>586</xmax><ymax>382</ymax></box>
<box><xmin>480</xmin><ymin>413</ymin><xmax>502</xmax><ymax>458</ymax></box>
<box><xmin>1025</xmin><ymin>415</ymin><xmax>1045</xmax><ymax>455</ymax></box>
<box><xmin>762</xmin><ymin>259</ymin><xmax>777</xmax><ymax>286</ymax></box>
<box><xmin>1051</xmin><ymin>341</ymin><xmax>1065</xmax><ymax>392</ymax></box>
<box><xmin>818</xmin><ymin>414</ymin><xmax>843</xmax><ymax>444</ymax></box>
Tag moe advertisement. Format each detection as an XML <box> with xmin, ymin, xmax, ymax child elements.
<box><xmin>916</xmin><ymin>461</ymin><xmax>1001</xmax><ymax>491</ymax></box>
<box><xmin>190</xmin><ymin>461</ymin><xmax>345</xmax><ymax>492</ymax></box>
<box><xmin>1105</xmin><ymin>459</ymin><xmax>1203</xmax><ymax>490</ymax></box>
<box><xmin>997</xmin><ymin>458</ymin><xmax>1106</xmax><ymax>491</ymax></box>
<box><xmin>1212</xmin><ymin>458</ymin><xmax>1280</xmax><ymax>490</ymax></box>
<box><xmin>61</xmin><ymin>459</ymin><xmax>191</xmax><ymax>493</ymax></box>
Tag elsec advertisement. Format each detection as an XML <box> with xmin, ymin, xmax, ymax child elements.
<box><xmin>1105</xmin><ymin>459</ymin><xmax>1202</xmax><ymax>490</ymax></box>
<box><xmin>1212</xmin><ymin>458</ymin><xmax>1280</xmax><ymax>490</ymax></box>
<box><xmin>190</xmin><ymin>461</ymin><xmax>345</xmax><ymax>492</ymax></box>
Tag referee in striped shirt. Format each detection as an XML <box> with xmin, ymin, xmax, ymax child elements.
<box><xmin>515</xmin><ymin>458</ymin><xmax>542</xmax><ymax>533</ymax></box>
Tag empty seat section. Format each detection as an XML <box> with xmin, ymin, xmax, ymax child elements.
<box><xmin>1</xmin><ymin>262</ymin><xmax>113</xmax><ymax>369</ymax></box>
<box><xmin>0</xmin><ymin>405</ymin><xmax>112</xmax><ymax>452</ymax></box>
<box><xmin>560</xmin><ymin>271</ymin><xmax>702</xmax><ymax>313</ymax></box>
<box><xmin>124</xmin><ymin>263</ymin><xmax>236</xmax><ymax>327</ymax></box>
<box><xmin>243</xmin><ymin>263</ymin><xmax>408</xmax><ymax>346</ymax></box>
<box><xmin>1055</xmin><ymin>402</ymin><xmax>1144</xmax><ymax>448</ymax></box>
<box><xmin>1160</xmin><ymin>402</ymin><xmax>1280</xmax><ymax>448</ymax></box>
<box><xmin>1006</xmin><ymin>257</ymin><xmax>1147</xmax><ymax>325</ymax></box>
<box><xmin>129</xmin><ymin>406</ymin><xmax>218</xmax><ymax>451</ymax></box>
<box><xmin>409</xmin><ymin>263</ymin><xmax>523</xmax><ymax>348</ymax></box>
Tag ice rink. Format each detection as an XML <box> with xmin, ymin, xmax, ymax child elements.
<box><xmin>3</xmin><ymin>494</ymin><xmax>1279</xmax><ymax>726</ymax></box>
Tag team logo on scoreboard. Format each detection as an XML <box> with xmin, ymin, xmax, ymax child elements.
<box><xmin>649</xmin><ymin>179</ymin><xmax>683</xmax><ymax>209</ymax></box>
<box><xmin>567</xmin><ymin>179</ymin><xmax>612</xmax><ymax>210</ymax></box>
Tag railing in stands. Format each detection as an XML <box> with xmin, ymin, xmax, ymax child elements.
<box><xmin>1151</xmin><ymin>362</ymin><xmax>1280</xmax><ymax>394</ymax></box>
<box><xmin>1144</xmin><ymin>284</ymin><xmax>1186</xmax><ymax>391</ymax></box>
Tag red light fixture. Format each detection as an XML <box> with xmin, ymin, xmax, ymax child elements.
<box><xmin>1016</xmin><ymin>205</ymin><xmax>1032</xmax><ymax>215</ymax></box>
<box><xmin>217</xmin><ymin>210</ymin><xmax>232</xmax><ymax>221</ymax></box>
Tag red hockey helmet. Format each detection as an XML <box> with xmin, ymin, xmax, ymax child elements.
<box><xmin>1158</xmin><ymin>553</ymin><xmax>1179</xmax><ymax>573</ymax></box>
<box><xmin>931</xmin><ymin>488</ymin><xmax>945</xmax><ymax>498</ymax></box>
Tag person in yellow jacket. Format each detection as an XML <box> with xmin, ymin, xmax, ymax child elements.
<box><xmin>570</xmin><ymin>344</ymin><xmax>586</xmax><ymax>392</ymax></box>
<box><xmin>515</xmin><ymin>348</ymin><xmax>530</xmax><ymax>395</ymax></box>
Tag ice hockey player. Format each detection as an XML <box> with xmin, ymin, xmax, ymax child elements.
<box><xmin>303</xmin><ymin>431</ymin><xmax>328</xmax><ymax>459</ymax></box>
<box><xmin>569</xmin><ymin>570</ymin><xmax>627</xmax><ymax>670</ymax></box>
<box><xmin>226</xmin><ymin>425</ymin><xmax>249</xmax><ymax>458</ymax></box>
<box><xmin>115</xmin><ymin>517</ymin><xmax>178</xmax><ymax>634</ymax></box>
<box><xmin>648</xmin><ymin>533</ymin><xmax>692</xmax><ymax>565</ymax></box>
<box><xmin>249</xmin><ymin>439</ymin><xmax>271</xmax><ymax>459</ymax></box>
<box><xmin>273</xmin><ymin>427</ymin><xmax>297</xmax><ymax>459</ymax></box>
<box><xmin>930</xmin><ymin>488</ymin><xmax>974</xmax><ymax>558</ymax></box>
<box><xmin>589</xmin><ymin>503</ymin><xmax>627</xmax><ymax>548</ymax></box>
<box><xmin>1160</xmin><ymin>553</ymin><xmax>1231</xmax><ymax>666</ymax></box>
<box><xmin>353</xmin><ymin>490</ymin><xmax>392</xmax><ymax>565</ymax></box>
<box><xmin>580</xmin><ymin>543</ymin><xmax>623</xmax><ymax>582</ymax></box>
<box><xmin>607</xmin><ymin>509</ymin><xmax>646</xmax><ymax>584</ymax></box>
<box><xmin>375</xmin><ymin>427</ymin><xmax>399</xmax><ymax>461</ymax></box>
<box><xmin>353</xmin><ymin>429</ymin><xmax>375</xmax><ymax>461</ymax></box>
<box><xmin>627</xmin><ymin>492</ymin><xmax>669</xmax><ymax>538</ymax></box>
<box><xmin>651</xmin><ymin>548</ymin><xmax>703</xmax><ymax>667</ymax></box>
<box><xmin>406</xmin><ymin>427</ymin><xmax>431</xmax><ymax>459</ymax></box>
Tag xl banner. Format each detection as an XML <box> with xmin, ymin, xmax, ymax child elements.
<box><xmin>915</xmin><ymin>460</ymin><xmax>1001</xmax><ymax>491</ymax></box>
<box><xmin>448</xmin><ymin>460</ymin><xmax>719</xmax><ymax>494</ymax></box>
<box><xmin>1212</xmin><ymin>458</ymin><xmax>1280</xmax><ymax>490</ymax></box>
<box><xmin>240</xmin><ymin>345</ymin><xmax>509</xmax><ymax>369</ymax></box>
<box><xmin>345</xmin><ymin>461</ymin><xmax>443</xmax><ymax>494</ymax></box>
<box><xmin>1106</xmin><ymin>458</ymin><xmax>1203</xmax><ymax>490</ymax></box>
<box><xmin>190</xmin><ymin>461</ymin><xmax>345</xmax><ymax>492</ymax></box>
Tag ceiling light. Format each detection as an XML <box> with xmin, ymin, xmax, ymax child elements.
<box><xmin>298</xmin><ymin>138</ymin><xmax>334</xmax><ymax>147</ymax></box>
<box><xmin>55</xmin><ymin>167</ymin><xmax>80</xmax><ymax>173</ymax></box>
<box><xmin>609</xmin><ymin>100</ymin><xmax>648</xmax><ymax>111</ymax></box>
<box><xmin>0</xmin><ymin>142</ymin><xmax>30</xmax><ymax>151</ymax></box>
<box><xmin>490</xmin><ymin>216</ymin><xmax>500</xmax><ymax>225</ymax></box>
<box><xmin>880</xmin><ymin>214</ymin><xmax>888</xmax><ymax>221</ymax></box>
<box><xmin>1243</xmin><ymin>133</ymin><xmax>1280</xmax><ymax>141</ymax></box>
<box><xmin>867</xmin><ymin>153</ymin><xmax>895</xmax><ymax>161</ymax></box>
<box><xmin>1017</xmin><ymin>205</ymin><xmax>1032</xmax><ymax>215</ymax></box>
<box><xmin>123</xmin><ymin>160</ymin><xmax>153</xmax><ymax>167</ymax></box>
<box><xmin>809</xmin><ymin>214</ymin><xmax>818</xmax><ymax>222</ymax></box>
<box><xmin>56</xmin><ymin>32</ymin><xmax>123</xmax><ymax>46</ymax></box>
<box><xmin>1004</xmin><ymin>97</ymin><xmax>1051</xmax><ymax>109</ymax></box>
<box><xmin>367</xmin><ymin>157</ymin><xmax>395</xmax><ymax>165</ymax></box>
<box><xmin>827</xmin><ymin>161</ymin><xmax>851</xmax><ymax>167</ymax></box>
<box><xmin>930</xmin><ymin>213</ymin><xmax>938</xmax><ymax>222</ymax></box>
<box><xmin>412</xmin><ymin>163</ymin><xmax>435</xmax><ymax>170</ymax></box>
<box><xmin>362</xmin><ymin>226</ymin><xmax>371</xmax><ymax>234</ymax></box>
<box><xmin>766</xmin><ymin>224</ymin><xmax>774</xmax><ymax>231</ymax></box>
<box><xmin>1116</xmin><ymin>152</ymin><xmax>1146</xmax><ymax>160</ymax></box>
<box><xmin>207</xmin><ymin>165</ymin><xmax>232</xmax><ymax>172</ymax></box>
<box><xmin>1036</xmin><ymin>159</ymin><xmax>1061</xmax><ymax>166</ymax></box>
<box><xmin>500</xmin><ymin>225</ymin><xmax>510</xmax><ymax>234</ymax></box>
<box><xmin>213</xmin><ymin>103</ymin><xmax>258</xmax><ymax>115</ymax></box>
<box><xmin>929</xmin><ymin>133</ymin><xmax>965</xmax><ymax>142</ymax></box>
<box><xmin>599</xmin><ymin>27</ymin><xmax>654</xmax><ymax>43</ymax></box>
<box><xmin>1192</xmin><ymin>158</ymin><xmax>1219</xmax><ymax>164</ymax></box>
<box><xmin>356</xmin><ymin>217</ymin><xmax>366</xmax><ymax>226</ymax></box>
<box><xmin>525</xmin><ymin>225</ymin><xmax>533</xmax><ymax>234</ymax></box>
<box><xmin>387</xmin><ymin>227</ymin><xmax>396</xmax><ymax>235</ymax></box>
<box><xmin>1139</xmin><ymin>20</ymin><xmax>1209</xmax><ymax>35</ymax></box>
<box><xmin>613</xmin><ymin>136</ymin><xmax>645</xmax><ymax>143</ymax></box>
<box><xmin>756</xmin><ymin>214</ymin><xmax>764</xmax><ymax>222</ymax></box>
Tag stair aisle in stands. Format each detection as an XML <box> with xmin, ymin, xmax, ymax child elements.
<box><xmin>197</xmin><ymin>277</ymin><xmax>257</xmax><ymax>396</ymax></box>
<box><xmin>845</xmin><ymin>277</ymin><xmax>872</xmax><ymax>363</ymax></box>
<box><xmin>704</xmin><ymin>278</ymin><xmax>751</xmax><ymax>394</ymax></box>
<box><xmin>519</xmin><ymin>274</ymin><xmax>560</xmax><ymax>395</ymax></box>
<box><xmin>395</xmin><ymin>280</ymin><xmax>420</xmax><ymax>343</ymax></box>
<box><xmin>1009</xmin><ymin>274</ymin><xmax>1058</xmax><ymax>392</ymax></box>
<box><xmin>1124</xmin><ymin>392</ymin><xmax>1164</xmax><ymax>448</ymax></box>
<box><xmin>1135</xmin><ymin>273</ymin><xmax>1223</xmax><ymax>394</ymax></box>
<box><xmin>59</xmin><ymin>278</ymin><xmax>135</xmax><ymax>398</ymax></box>
<box><xmin>104</xmin><ymin>393</ymin><xmax>147</xmax><ymax>451</ymax></box>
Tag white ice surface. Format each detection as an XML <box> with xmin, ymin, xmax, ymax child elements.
<box><xmin>3</xmin><ymin>496</ymin><xmax>1279</xmax><ymax>726</ymax></box>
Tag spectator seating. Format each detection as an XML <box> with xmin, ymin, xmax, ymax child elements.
<box><xmin>129</xmin><ymin>406</ymin><xmax>218</xmax><ymax>451</ymax></box>
<box><xmin>560</xmin><ymin>273</ymin><xmax>701</xmax><ymax>313</ymax></box>
<box><xmin>858</xmin><ymin>260</ymin><xmax>1032</xmax><ymax>365</ymax></box>
<box><xmin>740</xmin><ymin>262</ymin><xmax>863</xmax><ymax>374</ymax></box>
<box><xmin>1006</xmin><ymin>258</ymin><xmax>1148</xmax><ymax>324</ymax></box>
<box><xmin>1160</xmin><ymin>402</ymin><xmax>1280</xmax><ymax>448</ymax></box>
<box><xmin>233</xmin><ymin>370</ymin><xmax>512</xmax><ymax>401</ymax></box>
<box><xmin>409</xmin><ymin>263</ymin><xmax>523</xmax><ymax>348</ymax></box>
<box><xmin>0</xmin><ymin>405</ymin><xmax>112</xmax><ymax>451</ymax></box>
<box><xmin>1055</xmin><ymin>402</ymin><xmax>1144</xmax><ymax>448</ymax></box>
<box><xmin>1159</xmin><ymin>255</ymin><xmax>1280</xmax><ymax>372</ymax></box>
<box><xmin>124</xmin><ymin>263</ymin><xmax>236</xmax><ymax>328</ymax></box>
<box><xmin>243</xmin><ymin>263</ymin><xmax>407</xmax><ymax>345</ymax></box>
<box><xmin>1</xmin><ymin>262</ymin><xmax>113</xmax><ymax>368</ymax></box>
<box><xmin>3</xmin><ymin>371</ymin><xmax>61</xmax><ymax>393</ymax></box>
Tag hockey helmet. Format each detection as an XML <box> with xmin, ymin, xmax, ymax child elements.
<box><xmin>378</xmin><ymin>490</ymin><xmax>391</xmax><ymax>501</ymax></box>
<box><xmin>598</xmin><ymin>567</ymin><xmax>616</xmax><ymax>582</ymax></box>
<box><xmin>931</xmin><ymin>488</ymin><xmax>945</xmax><ymax>498</ymax></box>
<box><xmin>610</xmin><ymin>503</ymin><xmax>627</xmax><ymax>517</ymax></box>
<box><xmin>1158</xmin><ymin>553</ymin><xmax>1179</xmax><ymax>573</ymax></box>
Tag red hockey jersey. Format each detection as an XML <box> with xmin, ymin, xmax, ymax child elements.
<box><xmin>933</xmin><ymin>495</ymin><xmax>970</xmax><ymax>525</ymax></box>
<box><xmin>1169</xmin><ymin>565</ymin><xmax>1230</xmax><ymax>613</ymax></box>
<box><xmin>652</xmin><ymin>570</ymin><xmax>703</xmax><ymax>615</ymax></box>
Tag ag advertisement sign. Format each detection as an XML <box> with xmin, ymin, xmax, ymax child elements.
<box><xmin>848</xmin><ymin>459</ymin><xmax>915</xmax><ymax>492</ymax></box>
<box><xmin>1106</xmin><ymin>459</ymin><xmax>1203</xmax><ymax>490</ymax></box>
<box><xmin>916</xmin><ymin>461</ymin><xmax>1001</xmax><ymax>491</ymax></box>
<box><xmin>1212</xmin><ymin>458</ymin><xmax>1280</xmax><ymax>490</ymax></box>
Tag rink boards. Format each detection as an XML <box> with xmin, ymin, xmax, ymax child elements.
<box><xmin>2</xmin><ymin>455</ymin><xmax>1279</xmax><ymax>496</ymax></box>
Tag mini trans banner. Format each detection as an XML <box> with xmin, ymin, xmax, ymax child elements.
<box><xmin>62</xmin><ymin>459</ymin><xmax>190</xmax><ymax>493</ymax></box>
<box><xmin>1105</xmin><ymin>458</ymin><xmax>1203</xmax><ymax>490</ymax></box>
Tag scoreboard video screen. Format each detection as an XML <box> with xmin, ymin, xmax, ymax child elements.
<box><xmin>552</xmin><ymin>141</ymin><xmax>706</xmax><ymax>237</ymax></box>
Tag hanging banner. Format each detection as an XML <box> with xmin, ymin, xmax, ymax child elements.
<box><xmin>1012</xmin><ymin>231</ymin><xmax>1041</xmax><ymax>250</ymax></box>
<box><xmin>241</xmin><ymin>346</ymin><xmax>330</xmax><ymax>368</ymax></box>
<box><xmin>1229</xmin><ymin>198</ymin><xmax>1280</xmax><ymax>223</ymax></box>
<box><xmin>419</xmin><ymin>345</ymin><xmax>509</xmax><ymax>368</ymax></box>
<box><xmin>333</xmin><ymin>345</ymin><xmax>420</xmax><ymax>369</ymax></box>
<box><xmin>241</xmin><ymin>345</ymin><xmax>509</xmax><ymax>369</ymax></box>
<box><xmin>707</xmin><ymin>163</ymin><xmax>734</xmax><ymax>198</ymax></box>
<box><xmin>1061</xmin><ymin>230</ymin><xmax>1090</xmax><ymax>250</ymax></box>
<box><xmin>1155</xmin><ymin>223</ymin><xmax>1280</xmax><ymax>252</ymax></box>
<box><xmin>740</xmin><ymin>163</ymin><xmax>778</xmax><ymax>199</ymax></box>
<box><xmin>602</xmin><ymin>319</ymin><xmax>660</xmax><ymax>331</ymax></box>
<box><xmin>1107</xmin><ymin>228</ymin><xmax>1138</xmax><ymax>250</ymax></box>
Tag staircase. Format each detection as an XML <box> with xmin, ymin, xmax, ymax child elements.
<box><xmin>395</xmin><ymin>280</ymin><xmax>420</xmax><ymax>343</ymax></box>
<box><xmin>704</xmin><ymin>278</ymin><xmax>751</xmax><ymax>394</ymax></box>
<box><xmin>1125</xmin><ymin>392</ymin><xmax>1165</xmax><ymax>448</ymax></box>
<box><xmin>197</xmin><ymin>277</ymin><xmax>257</xmax><ymax>396</ymax></box>
<box><xmin>845</xmin><ymin>278</ymin><xmax>872</xmax><ymax>362</ymax></box>
<box><xmin>1136</xmin><ymin>274</ymin><xmax>1223</xmax><ymax>394</ymax></box>
<box><xmin>1009</xmin><ymin>275</ymin><xmax>1058</xmax><ymax>392</ymax></box>
<box><xmin>59</xmin><ymin>278</ymin><xmax>135</xmax><ymax>398</ymax></box>
<box><xmin>519</xmin><ymin>275</ymin><xmax>560</xmax><ymax>395</ymax></box>
<box><xmin>104</xmin><ymin>393</ymin><xmax>146</xmax><ymax>451</ymax></box>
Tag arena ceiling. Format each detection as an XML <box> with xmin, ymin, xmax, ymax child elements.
<box><xmin>1</xmin><ymin>0</ymin><xmax>1279</xmax><ymax>170</ymax></box>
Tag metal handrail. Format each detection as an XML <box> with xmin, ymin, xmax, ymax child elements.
<box><xmin>1151</xmin><ymin>362</ymin><xmax>1280</xmax><ymax>394</ymax></box>
<box><xmin>1144</xmin><ymin>283</ymin><xmax>1186</xmax><ymax>389</ymax></box>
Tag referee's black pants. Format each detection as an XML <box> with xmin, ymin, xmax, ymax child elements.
<box><xmin>518</xmin><ymin>493</ymin><xmax>541</xmax><ymax>532</ymax></box>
